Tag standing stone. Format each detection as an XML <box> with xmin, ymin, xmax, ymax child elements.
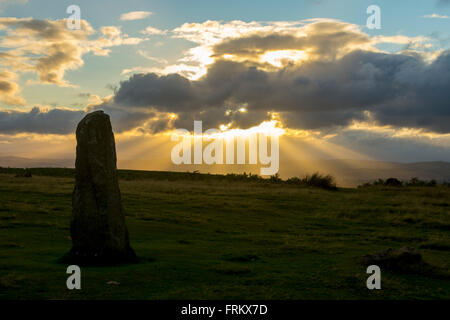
<box><xmin>66</xmin><ymin>110</ymin><xmax>136</xmax><ymax>265</ymax></box>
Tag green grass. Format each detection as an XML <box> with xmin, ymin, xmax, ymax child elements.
<box><xmin>0</xmin><ymin>168</ymin><xmax>449</xmax><ymax>300</ymax></box>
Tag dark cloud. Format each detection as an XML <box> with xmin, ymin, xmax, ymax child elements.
<box><xmin>3</xmin><ymin>20</ymin><xmax>449</xmax><ymax>135</ymax></box>
<box><xmin>114</xmin><ymin>73</ymin><xmax>198</xmax><ymax>111</ymax></box>
<box><xmin>330</xmin><ymin>130</ymin><xmax>450</xmax><ymax>162</ymax></box>
<box><xmin>7</xmin><ymin>48</ymin><xmax>449</xmax><ymax>135</ymax></box>
<box><xmin>437</xmin><ymin>0</ymin><xmax>450</xmax><ymax>7</ymax></box>
<box><xmin>0</xmin><ymin>105</ymin><xmax>155</xmax><ymax>135</ymax></box>
<box><xmin>88</xmin><ymin>104</ymin><xmax>156</xmax><ymax>133</ymax></box>
<box><xmin>109</xmin><ymin>49</ymin><xmax>450</xmax><ymax>133</ymax></box>
<box><xmin>213</xmin><ymin>22</ymin><xmax>371</xmax><ymax>62</ymax></box>
<box><xmin>0</xmin><ymin>107</ymin><xmax>85</xmax><ymax>134</ymax></box>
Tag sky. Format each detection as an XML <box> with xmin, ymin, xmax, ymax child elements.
<box><xmin>0</xmin><ymin>0</ymin><xmax>450</xmax><ymax>174</ymax></box>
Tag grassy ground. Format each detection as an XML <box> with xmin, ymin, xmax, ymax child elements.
<box><xmin>0</xmin><ymin>168</ymin><xmax>449</xmax><ymax>300</ymax></box>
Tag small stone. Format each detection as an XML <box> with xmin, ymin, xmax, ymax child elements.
<box><xmin>23</xmin><ymin>169</ymin><xmax>32</xmax><ymax>178</ymax></box>
<box><xmin>15</xmin><ymin>168</ymin><xmax>32</xmax><ymax>178</ymax></box>
<box><xmin>363</xmin><ymin>247</ymin><xmax>424</xmax><ymax>272</ymax></box>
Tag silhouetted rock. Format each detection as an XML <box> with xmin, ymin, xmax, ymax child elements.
<box><xmin>384</xmin><ymin>177</ymin><xmax>402</xmax><ymax>186</ymax></box>
<box><xmin>15</xmin><ymin>168</ymin><xmax>32</xmax><ymax>178</ymax></box>
<box><xmin>64</xmin><ymin>110</ymin><xmax>136</xmax><ymax>265</ymax></box>
<box><xmin>24</xmin><ymin>169</ymin><xmax>32</xmax><ymax>178</ymax></box>
<box><xmin>363</xmin><ymin>247</ymin><xmax>424</xmax><ymax>273</ymax></box>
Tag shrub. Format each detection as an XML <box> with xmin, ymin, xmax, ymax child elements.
<box><xmin>373</xmin><ymin>179</ymin><xmax>385</xmax><ymax>186</ymax></box>
<box><xmin>408</xmin><ymin>177</ymin><xmax>424</xmax><ymax>186</ymax></box>
<box><xmin>405</xmin><ymin>177</ymin><xmax>437</xmax><ymax>187</ymax></box>
<box><xmin>358</xmin><ymin>182</ymin><xmax>372</xmax><ymax>188</ymax></box>
<box><xmin>269</xmin><ymin>173</ymin><xmax>282</xmax><ymax>183</ymax></box>
<box><xmin>427</xmin><ymin>179</ymin><xmax>437</xmax><ymax>187</ymax></box>
<box><xmin>300</xmin><ymin>172</ymin><xmax>337</xmax><ymax>190</ymax></box>
<box><xmin>286</xmin><ymin>177</ymin><xmax>302</xmax><ymax>185</ymax></box>
<box><xmin>384</xmin><ymin>177</ymin><xmax>402</xmax><ymax>186</ymax></box>
<box><xmin>359</xmin><ymin>177</ymin><xmax>442</xmax><ymax>188</ymax></box>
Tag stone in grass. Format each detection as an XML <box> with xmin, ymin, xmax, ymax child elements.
<box><xmin>23</xmin><ymin>169</ymin><xmax>32</xmax><ymax>178</ymax></box>
<box><xmin>15</xmin><ymin>168</ymin><xmax>32</xmax><ymax>178</ymax></box>
<box><xmin>62</xmin><ymin>110</ymin><xmax>137</xmax><ymax>266</ymax></box>
<box><xmin>363</xmin><ymin>247</ymin><xmax>426</xmax><ymax>273</ymax></box>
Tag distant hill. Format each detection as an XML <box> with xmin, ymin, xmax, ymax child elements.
<box><xmin>1</xmin><ymin>155</ymin><xmax>449</xmax><ymax>187</ymax></box>
<box><xmin>311</xmin><ymin>159</ymin><xmax>450</xmax><ymax>187</ymax></box>
<box><xmin>0</xmin><ymin>156</ymin><xmax>73</xmax><ymax>168</ymax></box>
<box><xmin>165</xmin><ymin>159</ymin><xmax>450</xmax><ymax>186</ymax></box>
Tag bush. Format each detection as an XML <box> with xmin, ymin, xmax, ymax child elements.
<box><xmin>407</xmin><ymin>177</ymin><xmax>424</xmax><ymax>186</ymax></box>
<box><xmin>358</xmin><ymin>182</ymin><xmax>372</xmax><ymax>188</ymax></box>
<box><xmin>427</xmin><ymin>179</ymin><xmax>437</xmax><ymax>187</ymax></box>
<box><xmin>359</xmin><ymin>177</ymin><xmax>442</xmax><ymax>188</ymax></box>
<box><xmin>286</xmin><ymin>177</ymin><xmax>302</xmax><ymax>185</ymax></box>
<box><xmin>269</xmin><ymin>173</ymin><xmax>282</xmax><ymax>183</ymax></box>
<box><xmin>300</xmin><ymin>172</ymin><xmax>337</xmax><ymax>190</ymax></box>
<box><xmin>372</xmin><ymin>179</ymin><xmax>385</xmax><ymax>186</ymax></box>
<box><xmin>384</xmin><ymin>177</ymin><xmax>402</xmax><ymax>186</ymax></box>
<box><xmin>405</xmin><ymin>177</ymin><xmax>437</xmax><ymax>187</ymax></box>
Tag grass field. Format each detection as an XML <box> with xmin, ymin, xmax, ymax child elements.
<box><xmin>0</xmin><ymin>168</ymin><xmax>449</xmax><ymax>300</ymax></box>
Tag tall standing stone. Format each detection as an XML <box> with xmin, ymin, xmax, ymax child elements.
<box><xmin>66</xmin><ymin>110</ymin><xmax>136</xmax><ymax>265</ymax></box>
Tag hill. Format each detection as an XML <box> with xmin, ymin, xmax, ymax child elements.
<box><xmin>1</xmin><ymin>156</ymin><xmax>450</xmax><ymax>187</ymax></box>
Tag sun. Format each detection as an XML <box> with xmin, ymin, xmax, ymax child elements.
<box><xmin>207</xmin><ymin>120</ymin><xmax>286</xmax><ymax>139</ymax></box>
<box><xmin>260</xmin><ymin>50</ymin><xmax>308</xmax><ymax>67</ymax></box>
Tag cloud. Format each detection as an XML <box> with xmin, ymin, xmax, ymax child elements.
<box><xmin>114</xmin><ymin>73</ymin><xmax>197</xmax><ymax>111</ymax></box>
<box><xmin>141</xmin><ymin>26</ymin><xmax>168</xmax><ymax>35</ymax></box>
<box><xmin>0</xmin><ymin>103</ymin><xmax>159</xmax><ymax>134</ymax></box>
<box><xmin>423</xmin><ymin>13</ymin><xmax>449</xmax><ymax>19</ymax></box>
<box><xmin>167</xmin><ymin>19</ymin><xmax>432</xmax><ymax>80</ymax></box>
<box><xmin>373</xmin><ymin>35</ymin><xmax>430</xmax><ymax>45</ymax></box>
<box><xmin>120</xmin><ymin>11</ymin><xmax>152</xmax><ymax>21</ymax></box>
<box><xmin>0</xmin><ymin>18</ymin><xmax>147</xmax><ymax>89</ymax></box>
<box><xmin>158</xmin><ymin>19</ymin><xmax>377</xmax><ymax>80</ymax></box>
<box><xmin>137</xmin><ymin>50</ymin><xmax>168</xmax><ymax>64</ymax></box>
<box><xmin>87</xmin><ymin>101</ymin><xmax>160</xmax><ymax>133</ymax></box>
<box><xmin>121</xmin><ymin>64</ymin><xmax>203</xmax><ymax>80</ymax></box>
<box><xmin>332</xmin><ymin>124</ymin><xmax>450</xmax><ymax>162</ymax></box>
<box><xmin>0</xmin><ymin>107</ymin><xmax>85</xmax><ymax>134</ymax></box>
<box><xmin>0</xmin><ymin>19</ymin><xmax>101</xmax><ymax>86</ymax></box>
<box><xmin>3</xmin><ymin>19</ymin><xmax>450</xmax><ymax>138</ymax></box>
<box><xmin>91</xmin><ymin>26</ymin><xmax>147</xmax><ymax>56</ymax></box>
<box><xmin>211</xmin><ymin>22</ymin><xmax>372</xmax><ymax>63</ymax></box>
<box><xmin>437</xmin><ymin>0</ymin><xmax>450</xmax><ymax>7</ymax></box>
<box><xmin>0</xmin><ymin>69</ymin><xmax>25</xmax><ymax>105</ymax></box>
<box><xmin>101</xmin><ymin>20</ymin><xmax>448</xmax><ymax>134</ymax></box>
<box><xmin>107</xmin><ymin>19</ymin><xmax>450</xmax><ymax>134</ymax></box>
